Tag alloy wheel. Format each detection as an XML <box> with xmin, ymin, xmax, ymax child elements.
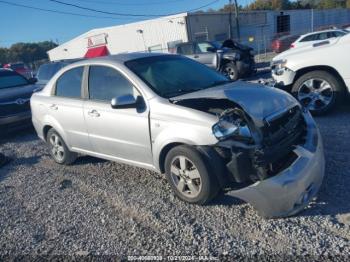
<box><xmin>170</xmin><ymin>156</ymin><xmax>202</xmax><ymax>198</ymax></box>
<box><xmin>224</xmin><ymin>66</ymin><xmax>236</xmax><ymax>80</ymax></box>
<box><xmin>49</xmin><ymin>133</ymin><xmax>65</xmax><ymax>162</ymax></box>
<box><xmin>297</xmin><ymin>78</ymin><xmax>334</xmax><ymax>111</ymax></box>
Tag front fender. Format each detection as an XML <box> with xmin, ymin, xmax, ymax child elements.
<box><xmin>151</xmin><ymin>121</ymin><xmax>218</xmax><ymax>172</ymax></box>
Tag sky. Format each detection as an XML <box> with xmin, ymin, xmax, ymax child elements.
<box><xmin>0</xmin><ymin>0</ymin><xmax>241</xmax><ymax>47</ymax></box>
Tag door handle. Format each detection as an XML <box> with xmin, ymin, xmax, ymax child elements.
<box><xmin>193</xmin><ymin>55</ymin><xmax>199</xmax><ymax>58</ymax></box>
<box><xmin>49</xmin><ymin>104</ymin><xmax>58</xmax><ymax>110</ymax></box>
<box><xmin>88</xmin><ymin>109</ymin><xmax>100</xmax><ymax>117</ymax></box>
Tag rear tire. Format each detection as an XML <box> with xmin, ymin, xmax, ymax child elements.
<box><xmin>46</xmin><ymin>128</ymin><xmax>77</xmax><ymax>165</ymax></box>
<box><xmin>291</xmin><ymin>70</ymin><xmax>344</xmax><ymax>115</ymax></box>
<box><xmin>223</xmin><ymin>62</ymin><xmax>239</xmax><ymax>81</ymax></box>
<box><xmin>164</xmin><ymin>145</ymin><xmax>219</xmax><ymax>205</ymax></box>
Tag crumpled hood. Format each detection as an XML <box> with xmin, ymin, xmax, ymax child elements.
<box><xmin>171</xmin><ymin>81</ymin><xmax>299</xmax><ymax>125</ymax></box>
<box><xmin>0</xmin><ymin>84</ymin><xmax>40</xmax><ymax>102</ymax></box>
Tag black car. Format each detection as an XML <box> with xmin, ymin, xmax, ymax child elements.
<box><xmin>0</xmin><ymin>69</ymin><xmax>39</xmax><ymax>130</ymax></box>
<box><xmin>175</xmin><ymin>40</ymin><xmax>255</xmax><ymax>80</ymax></box>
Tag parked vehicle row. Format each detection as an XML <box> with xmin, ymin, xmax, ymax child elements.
<box><xmin>30</xmin><ymin>53</ymin><xmax>325</xmax><ymax>218</ymax></box>
<box><xmin>272</xmin><ymin>32</ymin><xmax>350</xmax><ymax>115</ymax></box>
<box><xmin>3</xmin><ymin>62</ymin><xmax>33</xmax><ymax>79</ymax></box>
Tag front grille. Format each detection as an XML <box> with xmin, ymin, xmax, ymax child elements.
<box><xmin>262</xmin><ymin>106</ymin><xmax>306</xmax><ymax>147</ymax></box>
<box><xmin>0</xmin><ymin>101</ymin><xmax>30</xmax><ymax>117</ymax></box>
<box><xmin>253</xmin><ymin>106</ymin><xmax>306</xmax><ymax>178</ymax></box>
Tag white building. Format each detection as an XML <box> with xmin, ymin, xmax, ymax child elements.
<box><xmin>48</xmin><ymin>13</ymin><xmax>189</xmax><ymax>61</ymax></box>
<box><xmin>48</xmin><ymin>9</ymin><xmax>350</xmax><ymax>61</ymax></box>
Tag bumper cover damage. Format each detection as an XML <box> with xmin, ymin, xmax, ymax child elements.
<box><xmin>226</xmin><ymin>114</ymin><xmax>325</xmax><ymax>218</ymax></box>
<box><xmin>172</xmin><ymin>83</ymin><xmax>324</xmax><ymax>217</ymax></box>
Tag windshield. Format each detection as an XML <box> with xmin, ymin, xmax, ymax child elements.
<box><xmin>0</xmin><ymin>71</ymin><xmax>29</xmax><ymax>89</ymax></box>
<box><xmin>37</xmin><ymin>63</ymin><xmax>66</xmax><ymax>81</ymax></box>
<box><xmin>125</xmin><ymin>55</ymin><xmax>230</xmax><ymax>98</ymax></box>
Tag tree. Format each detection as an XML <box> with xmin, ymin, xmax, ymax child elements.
<box><xmin>0</xmin><ymin>41</ymin><xmax>57</xmax><ymax>65</ymax></box>
<box><xmin>271</xmin><ymin>0</ymin><xmax>291</xmax><ymax>9</ymax></box>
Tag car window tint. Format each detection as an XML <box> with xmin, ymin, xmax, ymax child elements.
<box><xmin>177</xmin><ymin>44</ymin><xmax>193</xmax><ymax>55</ymax></box>
<box><xmin>38</xmin><ymin>63</ymin><xmax>66</xmax><ymax>81</ymax></box>
<box><xmin>334</xmin><ymin>31</ymin><xmax>346</xmax><ymax>37</ymax></box>
<box><xmin>318</xmin><ymin>33</ymin><xmax>328</xmax><ymax>40</ymax></box>
<box><xmin>125</xmin><ymin>55</ymin><xmax>229</xmax><ymax>98</ymax></box>
<box><xmin>88</xmin><ymin>66</ymin><xmax>139</xmax><ymax>102</ymax></box>
<box><xmin>195</xmin><ymin>42</ymin><xmax>214</xmax><ymax>53</ymax></box>
<box><xmin>55</xmin><ymin>67</ymin><xmax>83</xmax><ymax>98</ymax></box>
<box><xmin>0</xmin><ymin>71</ymin><xmax>29</xmax><ymax>89</ymax></box>
<box><xmin>300</xmin><ymin>34</ymin><xmax>317</xmax><ymax>42</ymax></box>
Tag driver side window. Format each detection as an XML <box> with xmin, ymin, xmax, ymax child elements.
<box><xmin>195</xmin><ymin>42</ymin><xmax>213</xmax><ymax>53</ymax></box>
<box><xmin>88</xmin><ymin>66</ymin><xmax>139</xmax><ymax>102</ymax></box>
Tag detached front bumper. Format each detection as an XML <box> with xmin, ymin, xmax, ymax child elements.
<box><xmin>227</xmin><ymin>113</ymin><xmax>325</xmax><ymax>218</ymax></box>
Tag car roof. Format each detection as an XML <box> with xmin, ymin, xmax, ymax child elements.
<box><xmin>300</xmin><ymin>29</ymin><xmax>346</xmax><ymax>37</ymax></box>
<box><xmin>68</xmin><ymin>52</ymin><xmax>176</xmax><ymax>67</ymax></box>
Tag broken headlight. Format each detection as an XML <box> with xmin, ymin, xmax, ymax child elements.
<box><xmin>212</xmin><ymin>119</ymin><xmax>239</xmax><ymax>140</ymax></box>
<box><xmin>271</xmin><ymin>59</ymin><xmax>288</xmax><ymax>76</ymax></box>
<box><xmin>212</xmin><ymin>108</ymin><xmax>252</xmax><ymax>141</ymax></box>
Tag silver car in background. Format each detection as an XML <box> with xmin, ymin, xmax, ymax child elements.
<box><xmin>30</xmin><ymin>53</ymin><xmax>325</xmax><ymax>218</ymax></box>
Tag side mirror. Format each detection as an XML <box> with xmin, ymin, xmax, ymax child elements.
<box><xmin>111</xmin><ymin>94</ymin><xmax>137</xmax><ymax>109</ymax></box>
<box><xmin>206</xmin><ymin>47</ymin><xmax>216</xmax><ymax>53</ymax></box>
<box><xmin>28</xmin><ymin>77</ymin><xmax>38</xmax><ymax>84</ymax></box>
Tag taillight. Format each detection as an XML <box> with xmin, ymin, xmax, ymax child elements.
<box><xmin>290</xmin><ymin>43</ymin><xmax>295</xmax><ymax>48</ymax></box>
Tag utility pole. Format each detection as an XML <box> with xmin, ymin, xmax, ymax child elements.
<box><xmin>234</xmin><ymin>0</ymin><xmax>240</xmax><ymax>41</ymax></box>
<box><xmin>228</xmin><ymin>0</ymin><xmax>240</xmax><ymax>41</ymax></box>
<box><xmin>311</xmin><ymin>9</ymin><xmax>314</xmax><ymax>32</ymax></box>
<box><xmin>228</xmin><ymin>0</ymin><xmax>233</xmax><ymax>39</ymax></box>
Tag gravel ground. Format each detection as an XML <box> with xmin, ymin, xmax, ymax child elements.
<box><xmin>1</xmin><ymin>79</ymin><xmax>350</xmax><ymax>259</ymax></box>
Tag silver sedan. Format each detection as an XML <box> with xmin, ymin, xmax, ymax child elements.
<box><xmin>30</xmin><ymin>53</ymin><xmax>325</xmax><ymax>218</ymax></box>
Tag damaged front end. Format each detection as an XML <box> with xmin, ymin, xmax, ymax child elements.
<box><xmin>172</xmin><ymin>84</ymin><xmax>325</xmax><ymax>217</ymax></box>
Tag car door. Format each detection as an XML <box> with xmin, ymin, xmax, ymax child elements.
<box><xmin>47</xmin><ymin>66</ymin><xmax>90</xmax><ymax>150</ymax></box>
<box><xmin>83</xmin><ymin>65</ymin><xmax>153</xmax><ymax>166</ymax></box>
<box><xmin>193</xmin><ymin>42</ymin><xmax>216</xmax><ymax>68</ymax></box>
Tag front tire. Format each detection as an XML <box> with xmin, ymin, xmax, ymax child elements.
<box><xmin>292</xmin><ymin>70</ymin><xmax>344</xmax><ymax>115</ymax></box>
<box><xmin>223</xmin><ymin>62</ymin><xmax>239</xmax><ymax>81</ymax></box>
<box><xmin>47</xmin><ymin>128</ymin><xmax>77</xmax><ymax>165</ymax></box>
<box><xmin>164</xmin><ymin>145</ymin><xmax>219</xmax><ymax>205</ymax></box>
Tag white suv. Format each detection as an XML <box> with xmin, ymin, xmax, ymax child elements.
<box><xmin>290</xmin><ymin>29</ymin><xmax>348</xmax><ymax>49</ymax></box>
<box><xmin>272</xmin><ymin>33</ymin><xmax>350</xmax><ymax>114</ymax></box>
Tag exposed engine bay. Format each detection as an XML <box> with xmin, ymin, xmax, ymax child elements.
<box><xmin>174</xmin><ymin>98</ymin><xmax>306</xmax><ymax>190</ymax></box>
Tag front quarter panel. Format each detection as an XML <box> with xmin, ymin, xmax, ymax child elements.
<box><xmin>150</xmin><ymin>98</ymin><xmax>218</xmax><ymax>171</ymax></box>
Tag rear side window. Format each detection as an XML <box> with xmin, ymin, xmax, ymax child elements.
<box><xmin>317</xmin><ymin>32</ymin><xmax>328</xmax><ymax>40</ymax></box>
<box><xmin>55</xmin><ymin>67</ymin><xmax>83</xmax><ymax>98</ymax></box>
<box><xmin>300</xmin><ymin>34</ymin><xmax>317</xmax><ymax>42</ymax></box>
<box><xmin>88</xmin><ymin>66</ymin><xmax>138</xmax><ymax>102</ymax></box>
<box><xmin>177</xmin><ymin>44</ymin><xmax>193</xmax><ymax>55</ymax></box>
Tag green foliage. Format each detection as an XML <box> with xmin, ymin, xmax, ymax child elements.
<box><xmin>0</xmin><ymin>41</ymin><xmax>57</xmax><ymax>65</ymax></box>
<box><xmin>210</xmin><ymin>0</ymin><xmax>347</xmax><ymax>11</ymax></box>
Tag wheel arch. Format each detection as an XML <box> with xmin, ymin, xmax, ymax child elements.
<box><xmin>43</xmin><ymin>125</ymin><xmax>53</xmax><ymax>141</ymax></box>
<box><xmin>294</xmin><ymin>65</ymin><xmax>346</xmax><ymax>90</ymax></box>
<box><xmin>158</xmin><ymin>142</ymin><xmax>184</xmax><ymax>174</ymax></box>
<box><xmin>40</xmin><ymin>116</ymin><xmax>70</xmax><ymax>147</ymax></box>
